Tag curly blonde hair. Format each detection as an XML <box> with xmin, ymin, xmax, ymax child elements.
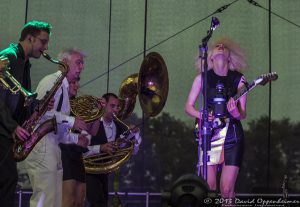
<box><xmin>196</xmin><ymin>38</ymin><xmax>247</xmax><ymax>72</ymax></box>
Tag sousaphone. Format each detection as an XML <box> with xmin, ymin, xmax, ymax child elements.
<box><xmin>81</xmin><ymin>52</ymin><xmax>168</xmax><ymax>174</ymax></box>
<box><xmin>118</xmin><ymin>52</ymin><xmax>169</xmax><ymax>119</ymax></box>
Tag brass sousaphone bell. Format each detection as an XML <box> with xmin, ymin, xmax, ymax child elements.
<box><xmin>118</xmin><ymin>52</ymin><xmax>169</xmax><ymax>119</ymax></box>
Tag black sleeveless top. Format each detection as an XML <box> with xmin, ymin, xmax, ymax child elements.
<box><xmin>204</xmin><ymin>69</ymin><xmax>243</xmax><ymax>120</ymax></box>
<box><xmin>203</xmin><ymin>69</ymin><xmax>245</xmax><ymax>145</ymax></box>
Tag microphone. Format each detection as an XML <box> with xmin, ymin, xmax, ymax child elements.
<box><xmin>202</xmin><ymin>17</ymin><xmax>220</xmax><ymax>44</ymax></box>
<box><xmin>211</xmin><ymin>17</ymin><xmax>220</xmax><ymax>31</ymax></box>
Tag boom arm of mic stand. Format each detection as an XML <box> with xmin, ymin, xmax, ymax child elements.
<box><xmin>202</xmin><ymin>31</ymin><xmax>213</xmax><ymax>45</ymax></box>
<box><xmin>202</xmin><ymin>17</ymin><xmax>216</xmax><ymax>45</ymax></box>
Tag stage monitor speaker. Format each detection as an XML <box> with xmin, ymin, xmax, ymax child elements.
<box><xmin>161</xmin><ymin>173</ymin><xmax>209</xmax><ymax>207</ymax></box>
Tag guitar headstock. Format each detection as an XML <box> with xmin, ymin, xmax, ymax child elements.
<box><xmin>254</xmin><ymin>72</ymin><xmax>278</xmax><ymax>86</ymax></box>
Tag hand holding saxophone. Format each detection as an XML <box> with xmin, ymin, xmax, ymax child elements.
<box><xmin>12</xmin><ymin>126</ymin><xmax>30</xmax><ymax>141</ymax></box>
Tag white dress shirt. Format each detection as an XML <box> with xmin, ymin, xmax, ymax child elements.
<box><xmin>35</xmin><ymin>70</ymin><xmax>77</xmax><ymax>144</ymax></box>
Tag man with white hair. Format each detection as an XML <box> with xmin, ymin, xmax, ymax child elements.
<box><xmin>24</xmin><ymin>48</ymin><xmax>90</xmax><ymax>207</ymax></box>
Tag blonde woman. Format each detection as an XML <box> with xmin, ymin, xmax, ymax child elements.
<box><xmin>185</xmin><ymin>38</ymin><xmax>247</xmax><ymax>200</ymax></box>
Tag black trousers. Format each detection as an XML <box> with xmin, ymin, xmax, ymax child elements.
<box><xmin>0</xmin><ymin>140</ymin><xmax>18</xmax><ymax>207</ymax></box>
<box><xmin>86</xmin><ymin>173</ymin><xmax>108</xmax><ymax>207</ymax></box>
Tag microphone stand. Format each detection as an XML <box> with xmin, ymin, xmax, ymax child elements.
<box><xmin>197</xmin><ymin>18</ymin><xmax>219</xmax><ymax>181</ymax></box>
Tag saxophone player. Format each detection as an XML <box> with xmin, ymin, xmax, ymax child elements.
<box><xmin>0</xmin><ymin>21</ymin><xmax>52</xmax><ymax>207</ymax></box>
<box><xmin>0</xmin><ymin>56</ymin><xmax>31</xmax><ymax>141</ymax></box>
<box><xmin>24</xmin><ymin>48</ymin><xmax>89</xmax><ymax>207</ymax></box>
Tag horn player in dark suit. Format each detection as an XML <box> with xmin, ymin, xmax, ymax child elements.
<box><xmin>84</xmin><ymin>93</ymin><xmax>142</xmax><ymax>207</ymax></box>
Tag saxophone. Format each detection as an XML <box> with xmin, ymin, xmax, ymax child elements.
<box><xmin>13</xmin><ymin>51</ymin><xmax>69</xmax><ymax>162</ymax></box>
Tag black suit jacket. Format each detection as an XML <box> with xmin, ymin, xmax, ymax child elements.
<box><xmin>90</xmin><ymin>120</ymin><xmax>127</xmax><ymax>146</ymax></box>
<box><xmin>0</xmin><ymin>43</ymin><xmax>34</xmax><ymax>143</ymax></box>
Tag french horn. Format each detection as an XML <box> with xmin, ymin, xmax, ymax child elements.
<box><xmin>83</xmin><ymin>113</ymin><xmax>135</xmax><ymax>174</ymax></box>
<box><xmin>70</xmin><ymin>95</ymin><xmax>103</xmax><ymax>122</ymax></box>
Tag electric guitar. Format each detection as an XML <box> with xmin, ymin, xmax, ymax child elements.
<box><xmin>195</xmin><ymin>72</ymin><xmax>278</xmax><ymax>137</ymax></box>
<box><xmin>232</xmin><ymin>71</ymin><xmax>278</xmax><ymax>103</ymax></box>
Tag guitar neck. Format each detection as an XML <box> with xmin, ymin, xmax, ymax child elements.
<box><xmin>233</xmin><ymin>81</ymin><xmax>256</xmax><ymax>102</ymax></box>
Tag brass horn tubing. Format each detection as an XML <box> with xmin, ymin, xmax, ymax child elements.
<box><xmin>1</xmin><ymin>69</ymin><xmax>36</xmax><ymax>106</ymax></box>
<box><xmin>84</xmin><ymin>153</ymin><xmax>126</xmax><ymax>162</ymax></box>
<box><xmin>84</xmin><ymin>153</ymin><xmax>126</xmax><ymax>165</ymax></box>
<box><xmin>86</xmin><ymin>152</ymin><xmax>128</xmax><ymax>162</ymax></box>
<box><xmin>112</xmin><ymin>113</ymin><xmax>130</xmax><ymax>131</ymax></box>
<box><xmin>84</xmin><ymin>153</ymin><xmax>132</xmax><ymax>169</ymax></box>
<box><xmin>85</xmin><ymin>147</ymin><xmax>130</xmax><ymax>159</ymax></box>
<box><xmin>2</xmin><ymin>69</ymin><xmax>34</xmax><ymax>97</ymax></box>
<box><xmin>84</xmin><ymin>148</ymin><xmax>133</xmax><ymax>174</ymax></box>
<box><xmin>71</xmin><ymin>96</ymin><xmax>101</xmax><ymax>109</ymax></box>
<box><xmin>84</xmin><ymin>150</ymin><xmax>133</xmax><ymax>166</ymax></box>
<box><xmin>84</xmin><ymin>148</ymin><xmax>132</xmax><ymax>162</ymax></box>
<box><xmin>84</xmin><ymin>152</ymin><xmax>131</xmax><ymax>165</ymax></box>
<box><xmin>0</xmin><ymin>77</ymin><xmax>12</xmax><ymax>91</ymax></box>
<box><xmin>85</xmin><ymin>153</ymin><xmax>133</xmax><ymax>167</ymax></box>
<box><xmin>84</xmin><ymin>149</ymin><xmax>130</xmax><ymax>160</ymax></box>
<box><xmin>76</xmin><ymin>104</ymin><xmax>98</xmax><ymax>111</ymax></box>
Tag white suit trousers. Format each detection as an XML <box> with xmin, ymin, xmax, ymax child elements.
<box><xmin>24</xmin><ymin>134</ymin><xmax>63</xmax><ymax>207</ymax></box>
